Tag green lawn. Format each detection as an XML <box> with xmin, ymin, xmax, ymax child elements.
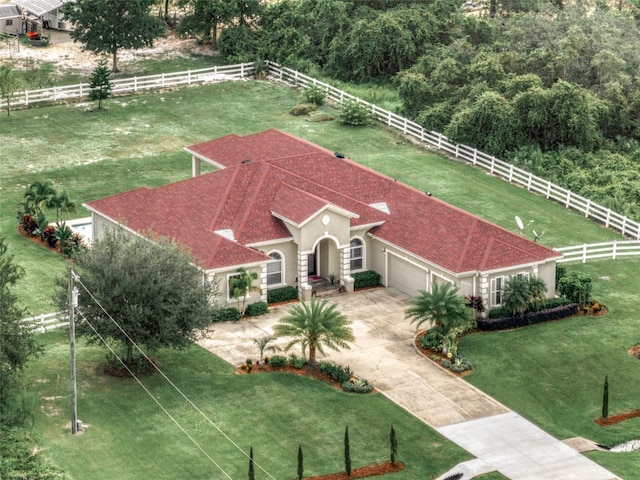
<box><xmin>25</xmin><ymin>332</ymin><xmax>470</xmax><ymax>480</ymax></box>
<box><xmin>1</xmin><ymin>80</ymin><xmax>622</xmax><ymax>314</ymax></box>
<box><xmin>460</xmin><ymin>258</ymin><xmax>640</xmax><ymax>478</ymax></box>
<box><xmin>4</xmin><ymin>77</ymin><xmax>639</xmax><ymax>477</ymax></box>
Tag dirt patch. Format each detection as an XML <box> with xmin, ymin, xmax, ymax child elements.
<box><xmin>629</xmin><ymin>344</ymin><xmax>640</xmax><ymax>358</ymax></box>
<box><xmin>1</xmin><ymin>30</ymin><xmax>211</xmax><ymax>76</ymax></box>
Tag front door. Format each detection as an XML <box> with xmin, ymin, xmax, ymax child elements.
<box><xmin>307</xmin><ymin>252</ymin><xmax>316</xmax><ymax>276</ymax></box>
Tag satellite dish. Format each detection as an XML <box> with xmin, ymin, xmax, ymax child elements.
<box><xmin>515</xmin><ymin>215</ymin><xmax>524</xmax><ymax>231</ymax></box>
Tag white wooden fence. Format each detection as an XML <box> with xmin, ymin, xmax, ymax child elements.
<box><xmin>20</xmin><ymin>311</ymin><xmax>68</xmax><ymax>332</ymax></box>
<box><xmin>554</xmin><ymin>241</ymin><xmax>640</xmax><ymax>263</ymax></box>
<box><xmin>3</xmin><ymin>59</ymin><xmax>640</xmax><ymax>240</ymax></box>
<box><xmin>265</xmin><ymin>61</ymin><xmax>640</xmax><ymax>241</ymax></box>
<box><xmin>2</xmin><ymin>62</ymin><xmax>255</xmax><ymax>109</ymax></box>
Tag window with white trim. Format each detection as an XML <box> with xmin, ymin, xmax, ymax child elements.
<box><xmin>267</xmin><ymin>252</ymin><xmax>283</xmax><ymax>286</ymax></box>
<box><xmin>491</xmin><ymin>276</ymin><xmax>504</xmax><ymax>307</ymax></box>
<box><xmin>491</xmin><ymin>272</ymin><xmax>531</xmax><ymax>306</ymax></box>
<box><xmin>349</xmin><ymin>238</ymin><xmax>364</xmax><ymax>271</ymax></box>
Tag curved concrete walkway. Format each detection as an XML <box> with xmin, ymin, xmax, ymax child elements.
<box><xmin>198</xmin><ymin>288</ymin><xmax>620</xmax><ymax>480</ymax></box>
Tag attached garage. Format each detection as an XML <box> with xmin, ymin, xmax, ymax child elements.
<box><xmin>387</xmin><ymin>252</ymin><xmax>428</xmax><ymax>298</ymax></box>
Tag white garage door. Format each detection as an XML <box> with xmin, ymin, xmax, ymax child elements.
<box><xmin>387</xmin><ymin>254</ymin><xmax>428</xmax><ymax>298</ymax></box>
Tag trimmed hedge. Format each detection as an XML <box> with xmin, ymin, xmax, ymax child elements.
<box><xmin>246</xmin><ymin>301</ymin><xmax>268</xmax><ymax>316</ymax></box>
<box><xmin>215</xmin><ymin>307</ymin><xmax>242</xmax><ymax>322</ymax></box>
<box><xmin>267</xmin><ymin>286</ymin><xmax>298</xmax><ymax>304</ymax></box>
<box><xmin>269</xmin><ymin>355</ymin><xmax>287</xmax><ymax>368</ymax></box>
<box><xmin>353</xmin><ymin>270</ymin><xmax>380</xmax><ymax>289</ymax></box>
<box><xmin>478</xmin><ymin>303</ymin><xmax>579</xmax><ymax>331</ymax></box>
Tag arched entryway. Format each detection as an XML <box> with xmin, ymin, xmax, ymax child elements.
<box><xmin>311</xmin><ymin>237</ymin><xmax>340</xmax><ymax>281</ymax></box>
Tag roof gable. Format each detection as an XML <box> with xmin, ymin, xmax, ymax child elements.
<box><xmin>87</xmin><ymin>130</ymin><xmax>559</xmax><ymax>272</ymax></box>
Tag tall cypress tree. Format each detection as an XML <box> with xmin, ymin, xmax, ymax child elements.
<box><xmin>248</xmin><ymin>446</ymin><xmax>254</xmax><ymax>480</ymax></box>
<box><xmin>344</xmin><ymin>426</ymin><xmax>351</xmax><ymax>476</ymax></box>
<box><xmin>602</xmin><ymin>375</ymin><xmax>609</xmax><ymax>421</ymax></box>
<box><xmin>390</xmin><ymin>425</ymin><xmax>397</xmax><ymax>465</ymax></box>
<box><xmin>297</xmin><ymin>444</ymin><xmax>304</xmax><ymax>480</ymax></box>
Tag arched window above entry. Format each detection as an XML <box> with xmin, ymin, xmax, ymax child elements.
<box><xmin>350</xmin><ymin>238</ymin><xmax>364</xmax><ymax>272</ymax></box>
<box><xmin>267</xmin><ymin>252</ymin><xmax>283</xmax><ymax>286</ymax></box>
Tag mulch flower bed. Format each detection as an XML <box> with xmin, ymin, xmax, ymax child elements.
<box><xmin>302</xmin><ymin>461</ymin><xmax>405</xmax><ymax>480</ymax></box>
<box><xmin>413</xmin><ymin>337</ymin><xmax>473</xmax><ymax>378</ymax></box>
<box><xmin>596</xmin><ymin>410</ymin><xmax>640</xmax><ymax>426</ymax></box>
<box><xmin>236</xmin><ymin>363</ymin><xmax>377</xmax><ymax>393</ymax></box>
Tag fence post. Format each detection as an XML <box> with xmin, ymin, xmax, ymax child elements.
<box><xmin>585</xmin><ymin>199</ymin><xmax>590</xmax><ymax>218</ymax></box>
<box><xmin>582</xmin><ymin>244</ymin><xmax>587</xmax><ymax>264</ymax></box>
<box><xmin>527</xmin><ymin>173</ymin><xmax>532</xmax><ymax>191</ymax></box>
<box><xmin>612</xmin><ymin>240</ymin><xmax>617</xmax><ymax>260</ymax></box>
<box><xmin>162</xmin><ymin>73</ymin><xmax>165</xmax><ymax>88</ymax></box>
<box><xmin>605</xmin><ymin>209</ymin><xmax>611</xmax><ymax>228</ymax></box>
<box><xmin>134</xmin><ymin>77</ymin><xmax>138</xmax><ymax>92</ymax></box>
<box><xmin>565</xmin><ymin>191</ymin><xmax>571</xmax><ymax>208</ymax></box>
<box><xmin>188</xmin><ymin>70</ymin><xmax>191</xmax><ymax>85</ymax></box>
<box><xmin>455</xmin><ymin>144</ymin><xmax>459</xmax><ymax>158</ymax></box>
<box><xmin>388</xmin><ymin>111</ymin><xmax>392</xmax><ymax>127</ymax></box>
<box><xmin>472</xmin><ymin>149</ymin><xmax>477</xmax><ymax>165</ymax></box>
<box><xmin>40</xmin><ymin>314</ymin><xmax>46</xmax><ymax>333</ymax></box>
<box><xmin>546</xmin><ymin>182</ymin><xmax>551</xmax><ymax>199</ymax></box>
<box><xmin>508</xmin><ymin>164</ymin><xmax>514</xmax><ymax>183</ymax></box>
<box><xmin>622</xmin><ymin>216</ymin><xmax>627</xmax><ymax>236</ymax></box>
<box><xmin>437</xmin><ymin>133</ymin><xmax>442</xmax><ymax>149</ymax></box>
<box><xmin>490</xmin><ymin>157</ymin><xmax>495</xmax><ymax>174</ymax></box>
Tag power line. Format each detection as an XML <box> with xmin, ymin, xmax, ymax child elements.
<box><xmin>72</xmin><ymin>272</ymin><xmax>277</xmax><ymax>480</ymax></box>
<box><xmin>75</xmin><ymin>308</ymin><xmax>234</xmax><ymax>479</ymax></box>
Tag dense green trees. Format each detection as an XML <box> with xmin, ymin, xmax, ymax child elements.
<box><xmin>217</xmin><ymin>0</ymin><xmax>640</xmax><ymax>221</ymax></box>
<box><xmin>0</xmin><ymin>237</ymin><xmax>41</xmax><ymax>426</ymax></box>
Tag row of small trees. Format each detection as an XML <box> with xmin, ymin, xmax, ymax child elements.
<box><xmin>247</xmin><ymin>426</ymin><xmax>399</xmax><ymax>479</ymax></box>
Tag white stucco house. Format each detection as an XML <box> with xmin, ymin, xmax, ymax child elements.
<box><xmin>85</xmin><ymin>129</ymin><xmax>561</xmax><ymax>312</ymax></box>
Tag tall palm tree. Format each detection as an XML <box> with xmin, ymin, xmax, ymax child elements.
<box><xmin>273</xmin><ymin>297</ymin><xmax>354</xmax><ymax>369</ymax></box>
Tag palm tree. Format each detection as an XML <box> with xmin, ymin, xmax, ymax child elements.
<box><xmin>23</xmin><ymin>180</ymin><xmax>56</xmax><ymax>216</ymax></box>
<box><xmin>405</xmin><ymin>283</ymin><xmax>471</xmax><ymax>355</ymax></box>
<box><xmin>273</xmin><ymin>297</ymin><xmax>354</xmax><ymax>369</ymax></box>
<box><xmin>503</xmin><ymin>276</ymin><xmax>548</xmax><ymax>315</ymax></box>
<box><xmin>46</xmin><ymin>191</ymin><xmax>77</xmax><ymax>221</ymax></box>
<box><xmin>253</xmin><ymin>335</ymin><xmax>281</xmax><ymax>364</ymax></box>
<box><xmin>229</xmin><ymin>267</ymin><xmax>259</xmax><ymax>314</ymax></box>
<box><xmin>502</xmin><ymin>276</ymin><xmax>530</xmax><ymax>315</ymax></box>
<box><xmin>526</xmin><ymin>276</ymin><xmax>547</xmax><ymax>311</ymax></box>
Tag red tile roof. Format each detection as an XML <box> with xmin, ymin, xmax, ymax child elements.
<box><xmin>86</xmin><ymin>129</ymin><xmax>559</xmax><ymax>272</ymax></box>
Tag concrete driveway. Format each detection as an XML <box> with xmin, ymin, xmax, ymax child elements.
<box><xmin>198</xmin><ymin>288</ymin><xmax>620</xmax><ymax>480</ymax></box>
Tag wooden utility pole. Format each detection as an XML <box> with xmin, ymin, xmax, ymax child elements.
<box><xmin>69</xmin><ymin>267</ymin><xmax>79</xmax><ymax>434</ymax></box>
